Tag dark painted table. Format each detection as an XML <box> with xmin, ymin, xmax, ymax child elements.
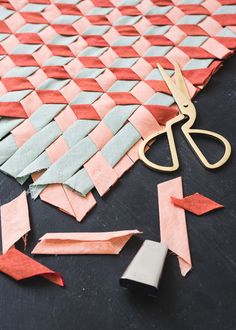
<box><xmin>0</xmin><ymin>56</ymin><xmax>236</xmax><ymax>330</ymax></box>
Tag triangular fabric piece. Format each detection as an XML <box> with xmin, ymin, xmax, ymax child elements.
<box><xmin>0</xmin><ymin>247</ymin><xmax>64</xmax><ymax>286</ymax></box>
<box><xmin>171</xmin><ymin>193</ymin><xmax>224</xmax><ymax>216</ymax></box>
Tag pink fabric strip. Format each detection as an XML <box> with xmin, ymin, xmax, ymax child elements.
<box><xmin>31</xmin><ymin>172</ymin><xmax>75</xmax><ymax>217</ymax></box>
<box><xmin>63</xmin><ymin>187</ymin><xmax>96</xmax><ymax>222</ymax></box>
<box><xmin>88</xmin><ymin>122</ymin><xmax>113</xmax><ymax>149</ymax></box>
<box><xmin>54</xmin><ymin>106</ymin><xmax>77</xmax><ymax>132</ymax></box>
<box><xmin>201</xmin><ymin>38</ymin><xmax>230</xmax><ymax>59</ymax></box>
<box><xmin>129</xmin><ymin>106</ymin><xmax>162</xmax><ymax>139</ymax></box>
<box><xmin>0</xmin><ymin>191</ymin><xmax>30</xmax><ymax>254</ymax></box>
<box><xmin>114</xmin><ymin>154</ymin><xmax>134</xmax><ymax>177</ymax></box>
<box><xmin>46</xmin><ymin>136</ymin><xmax>69</xmax><ymax>163</ymax></box>
<box><xmin>157</xmin><ymin>177</ymin><xmax>192</xmax><ymax>276</ymax></box>
<box><xmin>84</xmin><ymin>152</ymin><xmax>119</xmax><ymax>196</ymax></box>
<box><xmin>12</xmin><ymin>120</ymin><xmax>36</xmax><ymax>147</ymax></box>
<box><xmin>32</xmin><ymin>230</ymin><xmax>141</xmax><ymax>255</ymax></box>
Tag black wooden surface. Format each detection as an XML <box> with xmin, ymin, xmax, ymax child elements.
<box><xmin>0</xmin><ymin>56</ymin><xmax>236</xmax><ymax>330</ymax></box>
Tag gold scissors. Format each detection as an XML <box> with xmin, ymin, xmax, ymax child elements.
<box><xmin>139</xmin><ymin>63</ymin><xmax>231</xmax><ymax>172</ymax></box>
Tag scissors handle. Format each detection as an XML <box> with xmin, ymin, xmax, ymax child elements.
<box><xmin>182</xmin><ymin>128</ymin><xmax>231</xmax><ymax>169</ymax></box>
<box><xmin>139</xmin><ymin>127</ymin><xmax>180</xmax><ymax>172</ymax></box>
<box><xmin>138</xmin><ymin>125</ymin><xmax>231</xmax><ymax>172</ymax></box>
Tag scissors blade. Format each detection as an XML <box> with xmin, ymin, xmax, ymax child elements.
<box><xmin>174</xmin><ymin>62</ymin><xmax>190</xmax><ymax>99</ymax></box>
<box><xmin>157</xmin><ymin>63</ymin><xmax>190</xmax><ymax>114</ymax></box>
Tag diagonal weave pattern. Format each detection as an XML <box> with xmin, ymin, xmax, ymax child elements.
<box><xmin>0</xmin><ymin>0</ymin><xmax>236</xmax><ymax>221</ymax></box>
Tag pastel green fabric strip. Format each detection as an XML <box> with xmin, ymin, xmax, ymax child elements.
<box><xmin>0</xmin><ymin>118</ymin><xmax>24</xmax><ymax>140</ymax></box>
<box><xmin>144</xmin><ymin>46</ymin><xmax>172</xmax><ymax>57</ymax></box>
<box><xmin>0</xmin><ymin>90</ymin><xmax>32</xmax><ymax>102</ymax></box>
<box><xmin>0</xmin><ymin>135</ymin><xmax>18</xmax><ymax>165</ymax></box>
<box><xmin>83</xmin><ymin>25</ymin><xmax>110</xmax><ymax>36</ymax></box>
<box><xmin>29</xmin><ymin>104</ymin><xmax>66</xmax><ymax>130</ymax></box>
<box><xmin>4</xmin><ymin>66</ymin><xmax>38</xmax><ymax>78</ymax></box>
<box><xmin>20</xmin><ymin>3</ymin><xmax>47</xmax><ymax>12</ymax></box>
<box><xmin>146</xmin><ymin>92</ymin><xmax>174</xmax><ymax>106</ymax></box>
<box><xmin>183</xmin><ymin>59</ymin><xmax>213</xmax><ymax>70</ymax></box>
<box><xmin>11</xmin><ymin>44</ymin><xmax>42</xmax><ymax>55</ymax></box>
<box><xmin>179</xmin><ymin>36</ymin><xmax>208</xmax><ymax>47</ymax></box>
<box><xmin>217</xmin><ymin>28</ymin><xmax>236</xmax><ymax>37</ymax></box>
<box><xmin>29</xmin><ymin>137</ymin><xmax>98</xmax><ymax>199</ymax></box>
<box><xmin>111</xmin><ymin>58</ymin><xmax>138</xmax><ymax>68</ymax></box>
<box><xmin>103</xmin><ymin>105</ymin><xmax>138</xmax><ymax>134</ymax></box>
<box><xmin>215</xmin><ymin>5</ymin><xmax>236</xmax><ymax>14</ymax></box>
<box><xmin>88</xmin><ymin>7</ymin><xmax>112</xmax><ymax>15</ymax></box>
<box><xmin>52</xmin><ymin>15</ymin><xmax>81</xmax><ymax>25</ymax></box>
<box><xmin>63</xmin><ymin>119</ymin><xmax>99</xmax><ymax>148</ymax></box>
<box><xmin>177</xmin><ymin>15</ymin><xmax>206</xmax><ymax>25</ymax></box>
<box><xmin>144</xmin><ymin>25</ymin><xmax>171</xmax><ymax>35</ymax></box>
<box><xmin>101</xmin><ymin>123</ymin><xmax>141</xmax><ymax>167</ymax></box>
<box><xmin>76</xmin><ymin>68</ymin><xmax>105</xmax><ymax>79</ymax></box>
<box><xmin>65</xmin><ymin>168</ymin><xmax>94</xmax><ymax>197</ymax></box>
<box><xmin>37</xmin><ymin>79</ymin><xmax>70</xmax><ymax>90</ymax></box>
<box><xmin>17</xmin><ymin>23</ymin><xmax>47</xmax><ymax>33</ymax></box>
<box><xmin>0</xmin><ymin>121</ymin><xmax>62</xmax><ymax>178</ymax></box>
<box><xmin>43</xmin><ymin>56</ymin><xmax>73</xmax><ymax>66</ymax></box>
<box><xmin>112</xmin><ymin>36</ymin><xmax>140</xmax><ymax>46</ymax></box>
<box><xmin>146</xmin><ymin>6</ymin><xmax>172</xmax><ymax>15</ymax></box>
<box><xmin>108</xmin><ymin>80</ymin><xmax>139</xmax><ymax>92</ymax></box>
<box><xmin>0</xmin><ymin>8</ymin><xmax>14</xmax><ymax>20</ymax></box>
<box><xmin>16</xmin><ymin>152</ymin><xmax>51</xmax><ymax>184</ymax></box>
<box><xmin>49</xmin><ymin>35</ymin><xmax>78</xmax><ymax>45</ymax></box>
<box><xmin>114</xmin><ymin>15</ymin><xmax>142</xmax><ymax>26</ymax></box>
<box><xmin>16</xmin><ymin>119</ymin><xmax>99</xmax><ymax>182</ymax></box>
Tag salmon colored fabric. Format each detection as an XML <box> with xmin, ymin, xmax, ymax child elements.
<box><xmin>0</xmin><ymin>247</ymin><xmax>64</xmax><ymax>287</ymax></box>
<box><xmin>0</xmin><ymin>191</ymin><xmax>30</xmax><ymax>254</ymax></box>
<box><xmin>32</xmin><ymin>230</ymin><xmax>141</xmax><ymax>255</ymax></box>
<box><xmin>171</xmin><ymin>193</ymin><xmax>224</xmax><ymax>216</ymax></box>
<box><xmin>84</xmin><ymin>152</ymin><xmax>119</xmax><ymax>196</ymax></box>
<box><xmin>158</xmin><ymin>177</ymin><xmax>192</xmax><ymax>276</ymax></box>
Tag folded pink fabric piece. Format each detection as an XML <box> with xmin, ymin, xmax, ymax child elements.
<box><xmin>0</xmin><ymin>191</ymin><xmax>30</xmax><ymax>254</ymax></box>
<box><xmin>157</xmin><ymin>177</ymin><xmax>192</xmax><ymax>276</ymax></box>
<box><xmin>32</xmin><ymin>230</ymin><xmax>141</xmax><ymax>255</ymax></box>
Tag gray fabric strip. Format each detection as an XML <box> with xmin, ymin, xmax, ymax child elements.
<box><xmin>0</xmin><ymin>121</ymin><xmax>62</xmax><ymax>178</ymax></box>
<box><xmin>29</xmin><ymin>136</ymin><xmax>98</xmax><ymax>198</ymax></box>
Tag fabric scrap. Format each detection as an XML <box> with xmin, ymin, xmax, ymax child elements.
<box><xmin>0</xmin><ymin>191</ymin><xmax>30</xmax><ymax>254</ymax></box>
<box><xmin>0</xmin><ymin>247</ymin><xmax>64</xmax><ymax>287</ymax></box>
<box><xmin>158</xmin><ymin>177</ymin><xmax>192</xmax><ymax>276</ymax></box>
<box><xmin>171</xmin><ymin>193</ymin><xmax>224</xmax><ymax>215</ymax></box>
<box><xmin>32</xmin><ymin>230</ymin><xmax>141</xmax><ymax>255</ymax></box>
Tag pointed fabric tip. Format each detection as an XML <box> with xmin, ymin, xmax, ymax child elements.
<box><xmin>32</xmin><ymin>230</ymin><xmax>141</xmax><ymax>255</ymax></box>
<box><xmin>0</xmin><ymin>191</ymin><xmax>31</xmax><ymax>254</ymax></box>
<box><xmin>171</xmin><ymin>193</ymin><xmax>224</xmax><ymax>216</ymax></box>
<box><xmin>0</xmin><ymin>247</ymin><xmax>64</xmax><ymax>286</ymax></box>
<box><xmin>158</xmin><ymin>177</ymin><xmax>192</xmax><ymax>277</ymax></box>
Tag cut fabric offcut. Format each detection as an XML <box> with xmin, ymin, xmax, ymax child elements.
<box><xmin>0</xmin><ymin>247</ymin><xmax>64</xmax><ymax>287</ymax></box>
<box><xmin>0</xmin><ymin>191</ymin><xmax>30</xmax><ymax>254</ymax></box>
<box><xmin>0</xmin><ymin>1</ymin><xmax>235</xmax><ymax>221</ymax></box>
<box><xmin>171</xmin><ymin>193</ymin><xmax>224</xmax><ymax>216</ymax></box>
<box><xmin>32</xmin><ymin>230</ymin><xmax>141</xmax><ymax>255</ymax></box>
<box><xmin>158</xmin><ymin>177</ymin><xmax>192</xmax><ymax>276</ymax></box>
